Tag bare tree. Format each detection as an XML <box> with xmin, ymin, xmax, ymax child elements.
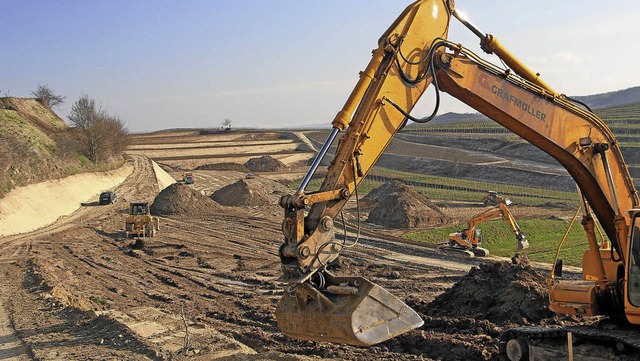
<box><xmin>68</xmin><ymin>94</ymin><xmax>128</xmax><ymax>163</ymax></box>
<box><xmin>221</xmin><ymin>118</ymin><xmax>232</xmax><ymax>130</ymax></box>
<box><xmin>31</xmin><ymin>84</ymin><xmax>65</xmax><ymax>108</ymax></box>
<box><xmin>103</xmin><ymin>114</ymin><xmax>129</xmax><ymax>159</ymax></box>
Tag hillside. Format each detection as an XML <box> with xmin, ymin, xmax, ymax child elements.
<box><xmin>0</xmin><ymin>97</ymin><xmax>112</xmax><ymax>197</ymax></box>
<box><xmin>420</xmin><ymin>85</ymin><xmax>640</xmax><ymax>125</ymax></box>
<box><xmin>573</xmin><ymin>86</ymin><xmax>640</xmax><ymax>110</ymax></box>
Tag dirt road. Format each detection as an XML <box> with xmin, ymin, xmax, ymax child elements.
<box><xmin>0</xmin><ymin>130</ymin><xmax>576</xmax><ymax>360</ymax></box>
<box><xmin>0</xmin><ymin>148</ymin><xmax>485</xmax><ymax>360</ymax></box>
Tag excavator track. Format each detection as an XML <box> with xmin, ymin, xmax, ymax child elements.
<box><xmin>499</xmin><ymin>324</ymin><xmax>640</xmax><ymax>360</ymax></box>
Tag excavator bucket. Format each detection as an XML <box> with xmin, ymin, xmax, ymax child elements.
<box><xmin>276</xmin><ymin>275</ymin><xmax>423</xmax><ymax>346</ymax></box>
<box><xmin>515</xmin><ymin>236</ymin><xmax>530</xmax><ymax>252</ymax></box>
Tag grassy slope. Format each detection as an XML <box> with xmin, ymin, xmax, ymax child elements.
<box><xmin>405</xmin><ymin>218</ymin><xmax>593</xmax><ymax>266</ymax></box>
<box><xmin>404</xmin><ymin>102</ymin><xmax>639</xmax><ymax>266</ymax></box>
<box><xmin>0</xmin><ymin>97</ymin><xmax>121</xmax><ymax>197</ymax></box>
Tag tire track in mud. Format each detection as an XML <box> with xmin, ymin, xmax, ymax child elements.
<box><xmin>0</xmin><ymin>155</ymin><xmax>165</xmax><ymax>360</ymax></box>
<box><xmin>0</xmin><ymin>134</ymin><xmax>507</xmax><ymax>360</ymax></box>
<box><xmin>0</xmin><ymin>155</ymin><xmax>157</xmax><ymax>256</ymax></box>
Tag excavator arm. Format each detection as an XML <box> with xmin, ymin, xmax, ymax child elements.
<box><xmin>279</xmin><ymin>0</ymin><xmax>452</xmax><ymax>283</ymax></box>
<box><xmin>451</xmin><ymin>202</ymin><xmax>529</xmax><ymax>252</ymax></box>
<box><xmin>498</xmin><ymin>203</ymin><xmax>529</xmax><ymax>249</ymax></box>
<box><xmin>276</xmin><ymin>0</ymin><xmax>640</xmax><ymax>347</ymax></box>
<box><xmin>277</xmin><ymin>1</ymin><xmax>452</xmax><ymax>346</ymax></box>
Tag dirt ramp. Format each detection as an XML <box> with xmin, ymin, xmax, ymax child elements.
<box><xmin>211</xmin><ymin>178</ymin><xmax>289</xmax><ymax>207</ymax></box>
<box><xmin>151</xmin><ymin>183</ymin><xmax>221</xmax><ymax>216</ymax></box>
<box><xmin>366</xmin><ymin>181</ymin><xmax>450</xmax><ymax>228</ymax></box>
<box><xmin>244</xmin><ymin>155</ymin><xmax>287</xmax><ymax>172</ymax></box>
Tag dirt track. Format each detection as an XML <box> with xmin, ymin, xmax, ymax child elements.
<box><xmin>0</xmin><ymin>131</ymin><xmax>576</xmax><ymax>360</ymax></box>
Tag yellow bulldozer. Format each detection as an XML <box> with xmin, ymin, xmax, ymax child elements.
<box><xmin>124</xmin><ymin>202</ymin><xmax>159</xmax><ymax>238</ymax></box>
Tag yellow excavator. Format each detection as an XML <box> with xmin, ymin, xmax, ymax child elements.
<box><xmin>275</xmin><ymin>0</ymin><xmax>640</xmax><ymax>358</ymax></box>
<box><xmin>445</xmin><ymin>200</ymin><xmax>529</xmax><ymax>257</ymax></box>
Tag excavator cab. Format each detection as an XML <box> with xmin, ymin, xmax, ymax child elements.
<box><xmin>628</xmin><ymin>213</ymin><xmax>640</xmax><ymax>308</ymax></box>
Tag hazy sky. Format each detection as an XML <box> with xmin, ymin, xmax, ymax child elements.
<box><xmin>3</xmin><ymin>1</ymin><xmax>639</xmax><ymax>133</ymax></box>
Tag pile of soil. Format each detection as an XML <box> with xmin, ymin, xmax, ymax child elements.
<box><xmin>211</xmin><ymin>179</ymin><xmax>282</xmax><ymax>207</ymax></box>
<box><xmin>366</xmin><ymin>181</ymin><xmax>450</xmax><ymax>228</ymax></box>
<box><xmin>244</xmin><ymin>155</ymin><xmax>287</xmax><ymax>172</ymax></box>
<box><xmin>150</xmin><ymin>183</ymin><xmax>221</xmax><ymax>216</ymax></box>
<box><xmin>363</xmin><ymin>181</ymin><xmax>404</xmax><ymax>202</ymax></box>
<box><xmin>411</xmin><ymin>254</ymin><xmax>554</xmax><ymax>325</ymax></box>
<box><xmin>195</xmin><ymin>163</ymin><xmax>250</xmax><ymax>172</ymax></box>
<box><xmin>385</xmin><ymin>254</ymin><xmax>558</xmax><ymax>360</ymax></box>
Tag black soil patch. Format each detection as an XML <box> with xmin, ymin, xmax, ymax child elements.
<box><xmin>195</xmin><ymin>163</ymin><xmax>250</xmax><ymax>172</ymax></box>
<box><xmin>366</xmin><ymin>181</ymin><xmax>451</xmax><ymax>228</ymax></box>
<box><xmin>151</xmin><ymin>183</ymin><xmax>222</xmax><ymax>216</ymax></box>
<box><xmin>244</xmin><ymin>155</ymin><xmax>287</xmax><ymax>172</ymax></box>
<box><xmin>385</xmin><ymin>254</ymin><xmax>565</xmax><ymax>360</ymax></box>
<box><xmin>409</xmin><ymin>254</ymin><xmax>554</xmax><ymax>325</ymax></box>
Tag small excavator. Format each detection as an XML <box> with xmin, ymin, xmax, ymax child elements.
<box><xmin>444</xmin><ymin>199</ymin><xmax>529</xmax><ymax>257</ymax></box>
<box><xmin>275</xmin><ymin>0</ymin><xmax>640</xmax><ymax>358</ymax></box>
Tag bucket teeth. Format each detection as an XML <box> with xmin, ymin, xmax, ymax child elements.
<box><xmin>276</xmin><ymin>275</ymin><xmax>423</xmax><ymax>346</ymax></box>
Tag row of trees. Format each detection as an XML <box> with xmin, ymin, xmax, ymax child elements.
<box><xmin>32</xmin><ymin>84</ymin><xmax>128</xmax><ymax>164</ymax></box>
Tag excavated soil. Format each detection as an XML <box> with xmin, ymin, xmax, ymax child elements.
<box><xmin>245</xmin><ymin>155</ymin><xmax>288</xmax><ymax>172</ymax></box>
<box><xmin>211</xmin><ymin>178</ymin><xmax>289</xmax><ymax>207</ymax></box>
<box><xmin>0</xmin><ymin>130</ymin><xmax>589</xmax><ymax>361</ymax></box>
<box><xmin>150</xmin><ymin>183</ymin><xmax>222</xmax><ymax>216</ymax></box>
<box><xmin>412</xmin><ymin>254</ymin><xmax>554</xmax><ymax>324</ymax></box>
<box><xmin>367</xmin><ymin>181</ymin><xmax>451</xmax><ymax>228</ymax></box>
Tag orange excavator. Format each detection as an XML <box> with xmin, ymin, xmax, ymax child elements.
<box><xmin>445</xmin><ymin>200</ymin><xmax>529</xmax><ymax>257</ymax></box>
<box><xmin>275</xmin><ymin>0</ymin><xmax>640</xmax><ymax>358</ymax></box>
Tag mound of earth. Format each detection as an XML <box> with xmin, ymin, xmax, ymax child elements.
<box><xmin>366</xmin><ymin>181</ymin><xmax>450</xmax><ymax>228</ymax></box>
<box><xmin>150</xmin><ymin>183</ymin><xmax>221</xmax><ymax>216</ymax></box>
<box><xmin>364</xmin><ymin>181</ymin><xmax>406</xmax><ymax>202</ymax></box>
<box><xmin>413</xmin><ymin>254</ymin><xmax>554</xmax><ymax>324</ymax></box>
<box><xmin>244</xmin><ymin>155</ymin><xmax>287</xmax><ymax>172</ymax></box>
<box><xmin>196</xmin><ymin>163</ymin><xmax>250</xmax><ymax>172</ymax></box>
<box><xmin>211</xmin><ymin>179</ymin><xmax>288</xmax><ymax>207</ymax></box>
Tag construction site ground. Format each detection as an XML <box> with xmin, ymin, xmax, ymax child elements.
<box><xmin>0</xmin><ymin>130</ymin><xmax>583</xmax><ymax>360</ymax></box>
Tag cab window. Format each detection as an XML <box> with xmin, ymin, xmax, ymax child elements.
<box><xmin>629</xmin><ymin>215</ymin><xmax>640</xmax><ymax>306</ymax></box>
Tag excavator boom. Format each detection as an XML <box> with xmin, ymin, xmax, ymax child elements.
<box><xmin>276</xmin><ymin>0</ymin><xmax>640</xmax><ymax>350</ymax></box>
<box><xmin>277</xmin><ymin>0</ymin><xmax>452</xmax><ymax>346</ymax></box>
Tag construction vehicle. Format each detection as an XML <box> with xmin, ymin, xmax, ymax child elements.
<box><xmin>445</xmin><ymin>201</ymin><xmax>529</xmax><ymax>257</ymax></box>
<box><xmin>482</xmin><ymin>190</ymin><xmax>509</xmax><ymax>206</ymax></box>
<box><xmin>125</xmin><ymin>202</ymin><xmax>159</xmax><ymax>238</ymax></box>
<box><xmin>181</xmin><ymin>172</ymin><xmax>194</xmax><ymax>184</ymax></box>
<box><xmin>275</xmin><ymin>0</ymin><xmax>640</xmax><ymax>358</ymax></box>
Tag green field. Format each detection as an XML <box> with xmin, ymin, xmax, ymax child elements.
<box><xmin>404</xmin><ymin>217</ymin><xmax>600</xmax><ymax>267</ymax></box>
<box><xmin>293</xmin><ymin>168</ymin><xmax>593</xmax><ymax>267</ymax></box>
<box><xmin>293</xmin><ymin>101</ymin><xmax>639</xmax><ymax>267</ymax></box>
